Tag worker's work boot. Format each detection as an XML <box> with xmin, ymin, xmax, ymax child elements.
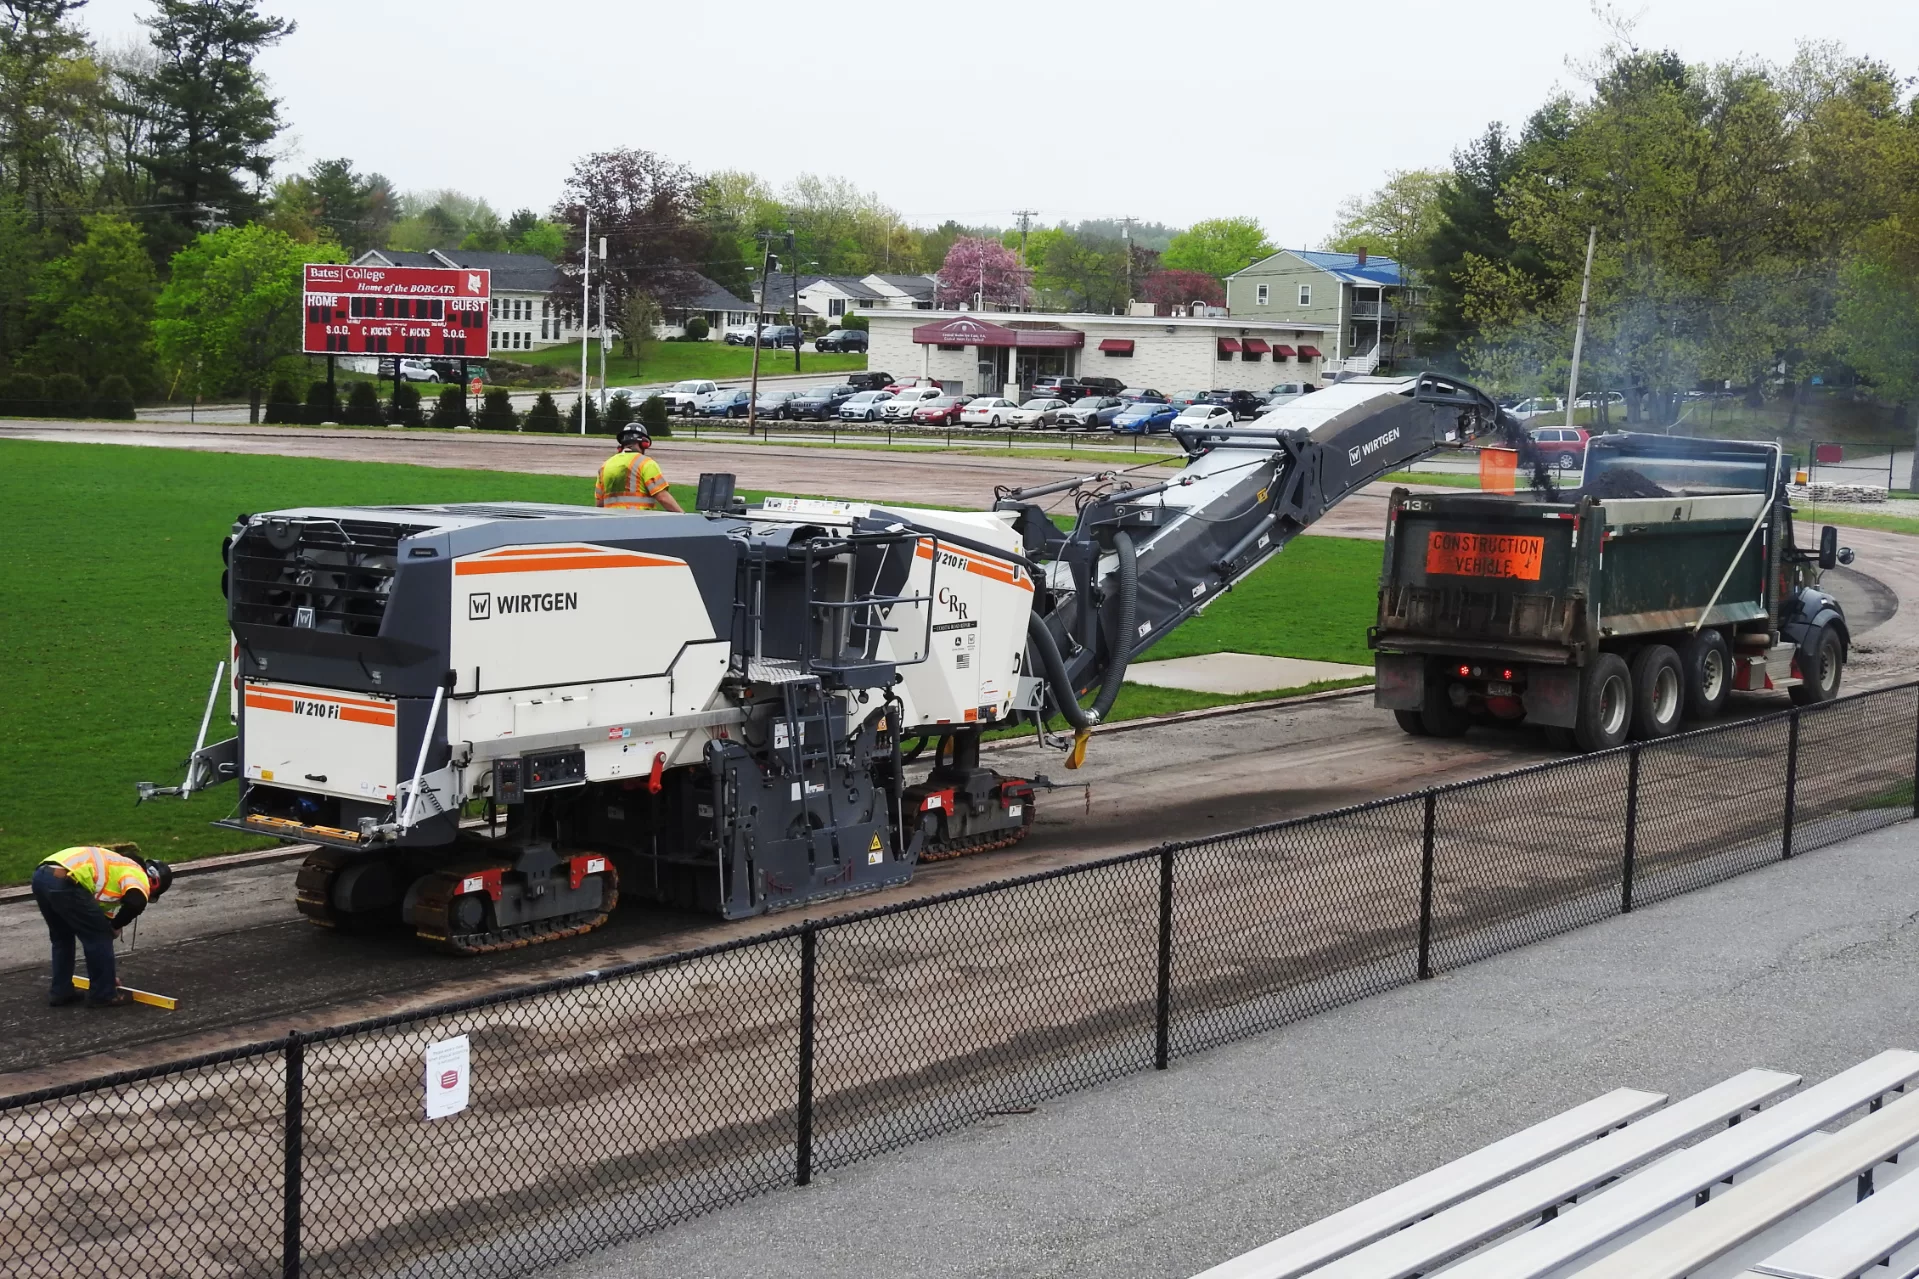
<box><xmin>47</xmin><ymin>989</ymin><xmax>83</xmax><ymax>1007</ymax></box>
<box><xmin>86</xmin><ymin>989</ymin><xmax>134</xmax><ymax>1008</ymax></box>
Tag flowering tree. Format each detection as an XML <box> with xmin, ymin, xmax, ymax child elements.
<box><xmin>934</xmin><ymin>236</ymin><xmax>1030</xmax><ymax>309</ymax></box>
<box><xmin>1140</xmin><ymin>269</ymin><xmax>1225</xmax><ymax>313</ymax></box>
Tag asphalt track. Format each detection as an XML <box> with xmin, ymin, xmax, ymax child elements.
<box><xmin>0</xmin><ymin>423</ymin><xmax>1911</xmax><ymax>1092</ymax></box>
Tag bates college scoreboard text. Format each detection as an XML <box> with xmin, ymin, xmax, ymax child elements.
<box><xmin>304</xmin><ymin>263</ymin><xmax>490</xmax><ymax>358</ymax></box>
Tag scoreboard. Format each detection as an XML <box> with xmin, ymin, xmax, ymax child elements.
<box><xmin>303</xmin><ymin>264</ymin><xmax>490</xmax><ymax>359</ymax></box>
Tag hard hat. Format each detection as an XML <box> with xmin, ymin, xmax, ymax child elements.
<box><xmin>144</xmin><ymin>860</ymin><xmax>173</xmax><ymax>900</ymax></box>
<box><xmin>617</xmin><ymin>423</ymin><xmax>650</xmax><ymax>449</ymax></box>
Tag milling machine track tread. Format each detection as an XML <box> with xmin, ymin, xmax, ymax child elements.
<box><xmin>919</xmin><ymin>821</ymin><xmax>1031</xmax><ymax>863</ymax></box>
<box><xmin>408</xmin><ymin>861</ymin><xmax>620</xmax><ymax>956</ymax></box>
<box><xmin>294</xmin><ymin>848</ymin><xmax>364</xmax><ymax>930</ymax></box>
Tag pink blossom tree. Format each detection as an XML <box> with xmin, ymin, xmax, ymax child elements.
<box><xmin>934</xmin><ymin>236</ymin><xmax>1031</xmax><ymax>309</ymax></box>
<box><xmin>1141</xmin><ymin>269</ymin><xmax>1226</xmax><ymax>314</ymax></box>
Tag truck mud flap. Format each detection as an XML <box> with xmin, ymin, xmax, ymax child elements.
<box><xmin>1521</xmin><ymin>664</ymin><xmax>1579</xmax><ymax>728</ymax></box>
<box><xmin>1373</xmin><ymin>652</ymin><xmax>1424</xmax><ymax>711</ymax></box>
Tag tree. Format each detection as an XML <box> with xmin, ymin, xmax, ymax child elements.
<box><xmin>1323</xmin><ymin>168</ymin><xmax>1447</xmax><ymax>267</ymax></box>
<box><xmin>683</xmin><ymin>315</ymin><xmax>709</xmax><ymax>341</ymax></box>
<box><xmin>0</xmin><ymin>0</ymin><xmax>92</xmax><ymax>216</ymax></box>
<box><xmin>1836</xmin><ymin>256</ymin><xmax>1919</xmax><ymax>486</ymax></box>
<box><xmin>261</xmin><ymin>373</ymin><xmax>296</xmax><ymax>423</ymax></box>
<box><xmin>340</xmin><ymin>378</ymin><xmax>382</xmax><ymax>426</ymax></box>
<box><xmin>1140</xmin><ymin>269</ymin><xmax>1224</xmax><ymax>313</ymax></box>
<box><xmin>933</xmin><ymin>236</ymin><xmax>1028</xmax><ymax>309</ymax></box>
<box><xmin>639</xmin><ymin>390</ymin><xmax>671</xmax><ymax>437</ymax></box>
<box><xmin>551</xmin><ymin>147</ymin><xmax>706</xmax><ymax>319</ymax></box>
<box><xmin>605</xmin><ymin>390</ymin><xmax>636</xmax><ymax>431</ymax></box>
<box><xmin>430</xmin><ymin>384</ymin><xmax>469</xmax><ymax>428</ymax></box>
<box><xmin>621</xmin><ymin>290</ymin><xmax>661</xmax><ymax>359</ymax></box>
<box><xmin>302</xmin><ymin>378</ymin><xmax>336</xmax><ymax>424</ymax></box>
<box><xmin>475</xmin><ymin>386</ymin><xmax>516</xmax><ymax>430</ymax></box>
<box><xmin>1026</xmin><ymin>227</ymin><xmax>1133</xmax><ymax>313</ymax></box>
<box><xmin>1161</xmin><ymin>217</ymin><xmax>1274</xmax><ymax>281</ymax></box>
<box><xmin>131</xmin><ymin>0</ymin><xmax>294</xmax><ymax>258</ymax></box>
<box><xmin>1419</xmin><ymin>122</ymin><xmax>1544</xmax><ymax>363</ymax></box>
<box><xmin>291</xmin><ymin>157</ymin><xmax>393</xmax><ymax>255</ymax></box>
<box><xmin>91</xmin><ymin>372</ymin><xmax>135</xmax><ymax>419</ymax></box>
<box><xmin>504</xmin><ymin>207</ymin><xmax>565</xmax><ymax>259</ymax></box>
<box><xmin>41</xmin><ymin>368</ymin><xmax>83</xmax><ymax>414</ymax></box>
<box><xmin>155</xmin><ymin>224</ymin><xmax>343</xmax><ymax>423</ymax></box>
<box><xmin>24</xmin><ymin>213</ymin><xmax>156</xmax><ymax>389</ymax></box>
<box><xmin>523</xmin><ymin>389</ymin><xmax>561</xmax><ymax>432</ymax></box>
<box><xmin>386</xmin><ymin>188</ymin><xmax>499</xmax><ymax>252</ymax></box>
<box><xmin>388</xmin><ymin>380</ymin><xmax>421</xmax><ymax>426</ymax></box>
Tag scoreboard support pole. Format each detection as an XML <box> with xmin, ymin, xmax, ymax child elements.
<box><xmin>326</xmin><ymin>354</ymin><xmax>335</xmax><ymax>397</ymax></box>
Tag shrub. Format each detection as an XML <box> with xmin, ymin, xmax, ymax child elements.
<box><xmin>523</xmin><ymin>390</ymin><xmax>562</xmax><ymax>432</ymax></box>
<box><xmin>304</xmin><ymin>380</ymin><xmax>340</xmax><ymax>425</ymax></box>
<box><xmin>476</xmin><ymin>387</ymin><xmax>518</xmax><ymax>430</ymax></box>
<box><xmin>263</xmin><ymin>377</ymin><xmax>299</xmax><ymax>424</ymax></box>
<box><xmin>605</xmin><ymin>390</ymin><xmax>636</xmax><ymax>431</ymax></box>
<box><xmin>639</xmin><ymin>392</ymin><xmax>672</xmax><ymax>437</ymax></box>
<box><xmin>0</xmin><ymin>372</ymin><xmax>46</xmax><ymax>417</ymax></box>
<box><xmin>839</xmin><ymin>313</ymin><xmax>869</xmax><ymax>331</ymax></box>
<box><xmin>342</xmin><ymin>380</ymin><xmax>385</xmax><ymax>426</ymax></box>
<box><xmin>570</xmin><ymin>395</ymin><xmax>605</xmax><ymax>434</ymax></box>
<box><xmin>44</xmin><ymin>372</ymin><xmax>89</xmax><ymax>417</ymax></box>
<box><xmin>683</xmin><ymin>315</ymin><xmax>709</xmax><ymax>341</ymax></box>
<box><xmin>431</xmin><ymin>385</ymin><xmax>470</xmax><ymax>428</ymax></box>
<box><xmin>92</xmin><ymin>374</ymin><xmax>137</xmax><ymax>420</ymax></box>
<box><xmin>389</xmin><ymin>382</ymin><xmax>423</xmax><ymax>426</ymax></box>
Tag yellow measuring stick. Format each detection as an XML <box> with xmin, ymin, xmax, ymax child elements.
<box><xmin>70</xmin><ymin>977</ymin><xmax>177</xmax><ymax>1010</ymax></box>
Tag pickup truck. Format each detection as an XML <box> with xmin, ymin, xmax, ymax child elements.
<box><xmin>659</xmin><ymin>379</ymin><xmax>719</xmax><ymax>413</ymax></box>
<box><xmin>1370</xmin><ymin>432</ymin><xmax>1854</xmax><ymax>752</ymax></box>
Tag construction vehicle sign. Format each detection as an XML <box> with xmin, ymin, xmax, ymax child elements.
<box><xmin>1424</xmin><ymin>531</ymin><xmax>1545</xmax><ymax>580</ymax></box>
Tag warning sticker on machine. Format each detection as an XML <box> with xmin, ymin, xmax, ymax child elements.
<box><xmin>1424</xmin><ymin>531</ymin><xmax>1545</xmax><ymax>581</ymax></box>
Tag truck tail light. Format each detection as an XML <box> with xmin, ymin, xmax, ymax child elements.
<box><xmin>1457</xmin><ymin>664</ymin><xmax>1471</xmax><ymax>677</ymax></box>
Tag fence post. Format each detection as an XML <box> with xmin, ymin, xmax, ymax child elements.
<box><xmin>1783</xmin><ymin>709</ymin><xmax>1801</xmax><ymax>860</ymax></box>
<box><xmin>1417</xmin><ymin>791</ymin><xmax>1437</xmax><ymax>980</ymax></box>
<box><xmin>282</xmin><ymin>1030</ymin><xmax>303</xmax><ymax>1279</ymax></box>
<box><xmin>796</xmin><ymin>923</ymin><xmax>817</xmax><ymax>1187</ymax></box>
<box><xmin>1154</xmin><ymin>846</ymin><xmax>1174</xmax><ymax>1071</ymax></box>
<box><xmin>1911</xmin><ymin>686</ymin><xmax>1918</xmax><ymax>821</ymax></box>
<box><xmin>1621</xmin><ymin>743</ymin><xmax>1641</xmax><ymax>914</ymax></box>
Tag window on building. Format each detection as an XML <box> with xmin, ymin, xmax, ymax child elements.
<box><xmin>829</xmin><ymin>298</ymin><xmax>847</xmax><ymax>317</ymax></box>
<box><xmin>1298</xmin><ymin>285</ymin><xmax>1312</xmax><ymax>307</ymax></box>
<box><xmin>1256</xmin><ymin>284</ymin><xmax>1269</xmax><ymax>306</ymax></box>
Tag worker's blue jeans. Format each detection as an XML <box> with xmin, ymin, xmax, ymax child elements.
<box><xmin>31</xmin><ymin>866</ymin><xmax>117</xmax><ymax>1003</ymax></box>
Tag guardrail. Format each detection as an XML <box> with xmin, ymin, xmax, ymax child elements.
<box><xmin>3</xmin><ymin>682</ymin><xmax>1914</xmax><ymax>1278</ymax></box>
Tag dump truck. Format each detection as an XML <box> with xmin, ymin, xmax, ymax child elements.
<box><xmin>1369</xmin><ymin>432</ymin><xmax>1855</xmax><ymax>752</ymax></box>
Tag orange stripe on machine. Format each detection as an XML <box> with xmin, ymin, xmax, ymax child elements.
<box><xmin>245</xmin><ymin>689</ymin><xmax>396</xmax><ymax>726</ymax></box>
<box><xmin>914</xmin><ymin>538</ymin><xmax>1032</xmax><ymax>592</ymax></box>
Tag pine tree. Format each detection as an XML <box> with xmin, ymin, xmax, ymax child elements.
<box><xmin>475</xmin><ymin>387</ymin><xmax>518</xmax><ymax>430</ymax></box>
<box><xmin>523</xmin><ymin>390</ymin><xmax>562</xmax><ymax>432</ymax></box>
<box><xmin>431</xmin><ymin>384</ymin><xmax>470</xmax><ymax>428</ymax></box>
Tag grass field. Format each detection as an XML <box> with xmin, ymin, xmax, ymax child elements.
<box><xmin>0</xmin><ymin>440</ymin><xmax>1382</xmax><ymax>880</ymax></box>
<box><xmin>508</xmin><ymin>339</ymin><xmax>867</xmax><ymax>386</ymax></box>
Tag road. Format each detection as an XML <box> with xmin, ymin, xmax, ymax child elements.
<box><xmin>0</xmin><ymin>423</ymin><xmax>1909</xmax><ymax>1091</ymax></box>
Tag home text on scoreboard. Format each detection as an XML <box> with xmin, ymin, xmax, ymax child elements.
<box><xmin>303</xmin><ymin>264</ymin><xmax>491</xmax><ymax>358</ymax></box>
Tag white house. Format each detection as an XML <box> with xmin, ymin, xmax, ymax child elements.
<box><xmin>758</xmin><ymin>273</ymin><xmax>939</xmax><ymax>322</ymax></box>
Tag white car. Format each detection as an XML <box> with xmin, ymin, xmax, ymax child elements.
<box><xmin>398</xmin><ymin>359</ymin><xmax>441</xmax><ymax>383</ymax></box>
<box><xmin>721</xmin><ymin>324</ymin><xmax>759</xmax><ymax>345</ymax></box>
<box><xmin>660</xmin><ymin>379</ymin><xmax>718</xmax><ymax>413</ymax></box>
<box><xmin>1509</xmin><ymin>396</ymin><xmax>1565</xmax><ymax>421</ymax></box>
<box><xmin>959</xmin><ymin>397</ymin><xmax>1022</xmax><ymax>427</ymax></box>
<box><xmin>1002</xmin><ymin>398</ymin><xmax>1070</xmax><ymax>428</ymax></box>
<box><xmin>1256</xmin><ymin>383</ymin><xmax>1310</xmax><ymax>415</ymax></box>
<box><xmin>837</xmin><ymin>390</ymin><xmax>895</xmax><ymax>421</ymax></box>
<box><xmin>880</xmin><ymin>386</ymin><xmax>944</xmax><ymax>422</ymax></box>
<box><xmin>1171</xmin><ymin>404</ymin><xmax>1235</xmax><ymax>432</ymax></box>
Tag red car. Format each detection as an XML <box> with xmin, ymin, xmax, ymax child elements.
<box><xmin>884</xmin><ymin>377</ymin><xmax>937</xmax><ymax>394</ymax></box>
<box><xmin>912</xmin><ymin>394</ymin><xmax>974</xmax><ymax>426</ymax></box>
<box><xmin>1529</xmin><ymin>425</ymin><xmax>1590</xmax><ymax>471</ymax></box>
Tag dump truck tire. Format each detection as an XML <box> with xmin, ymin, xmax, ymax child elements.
<box><xmin>1790</xmin><ymin>624</ymin><xmax>1844</xmax><ymax>705</ymax></box>
<box><xmin>1419</xmin><ymin>668</ymin><xmax>1470</xmax><ymax>738</ymax></box>
<box><xmin>1394</xmin><ymin>710</ymin><xmax>1429</xmax><ymax>737</ymax></box>
<box><xmin>1679</xmin><ymin>629</ymin><xmax>1731</xmax><ymax>720</ymax></box>
<box><xmin>1627</xmin><ymin>645</ymin><xmax>1684</xmax><ymax>740</ymax></box>
<box><xmin>1574</xmin><ymin>653</ymin><xmax>1632</xmax><ymax>752</ymax></box>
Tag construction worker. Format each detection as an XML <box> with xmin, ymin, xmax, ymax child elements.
<box><xmin>595</xmin><ymin>422</ymin><xmax>683</xmax><ymax>512</ymax></box>
<box><xmin>32</xmin><ymin>845</ymin><xmax>172</xmax><ymax>1007</ymax></box>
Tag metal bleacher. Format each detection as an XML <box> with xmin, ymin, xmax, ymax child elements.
<box><xmin>1193</xmin><ymin>1051</ymin><xmax>1919</xmax><ymax>1279</ymax></box>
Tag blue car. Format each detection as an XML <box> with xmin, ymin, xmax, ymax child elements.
<box><xmin>1112</xmin><ymin>401</ymin><xmax>1179</xmax><ymax>434</ymax></box>
<box><xmin>696</xmin><ymin>388</ymin><xmax>753</xmax><ymax>418</ymax></box>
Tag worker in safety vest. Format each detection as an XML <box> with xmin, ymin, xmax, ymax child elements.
<box><xmin>595</xmin><ymin>423</ymin><xmax>683</xmax><ymax>512</ymax></box>
<box><xmin>32</xmin><ymin>845</ymin><xmax>172</xmax><ymax>1007</ymax></box>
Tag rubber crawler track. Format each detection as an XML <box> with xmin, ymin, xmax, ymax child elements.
<box><xmin>408</xmin><ymin>861</ymin><xmax>620</xmax><ymax>956</ymax></box>
<box><xmin>919</xmin><ymin>821</ymin><xmax>1031</xmax><ymax>863</ymax></box>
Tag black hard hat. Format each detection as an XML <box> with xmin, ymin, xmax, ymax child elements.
<box><xmin>617</xmin><ymin>423</ymin><xmax>650</xmax><ymax>448</ymax></box>
<box><xmin>144</xmin><ymin>860</ymin><xmax>173</xmax><ymax>900</ymax></box>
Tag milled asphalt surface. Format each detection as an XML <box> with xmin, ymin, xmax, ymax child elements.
<box><xmin>535</xmin><ymin>818</ymin><xmax>1919</xmax><ymax>1279</ymax></box>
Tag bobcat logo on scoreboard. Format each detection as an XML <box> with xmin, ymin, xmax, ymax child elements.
<box><xmin>467</xmin><ymin>273</ymin><xmax>483</xmax><ymax>294</ymax></box>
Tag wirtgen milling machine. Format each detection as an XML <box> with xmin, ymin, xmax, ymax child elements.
<box><xmin>142</xmin><ymin>375</ymin><xmax>1514</xmax><ymax>952</ymax></box>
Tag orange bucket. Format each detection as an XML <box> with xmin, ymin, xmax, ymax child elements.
<box><xmin>1479</xmin><ymin>447</ymin><xmax>1518</xmax><ymax>494</ymax></box>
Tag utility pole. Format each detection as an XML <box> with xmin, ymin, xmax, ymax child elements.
<box><xmin>1012</xmin><ymin>210</ymin><xmax>1036</xmax><ymax>314</ymax></box>
<box><xmin>787</xmin><ymin>231</ymin><xmax>800</xmax><ymax>374</ymax></box>
<box><xmin>597</xmin><ymin>236</ymin><xmax>608</xmax><ymax>419</ymax></box>
<box><xmin>1565</xmin><ymin>225</ymin><xmax>1597</xmax><ymax>431</ymax></box>
<box><xmin>1119</xmin><ymin>216</ymin><xmax>1137</xmax><ymax>304</ymax></box>
<box><xmin>578</xmin><ymin>212</ymin><xmax>592</xmax><ymax>434</ymax></box>
<box><xmin>746</xmin><ymin>232</ymin><xmax>780</xmax><ymax>438</ymax></box>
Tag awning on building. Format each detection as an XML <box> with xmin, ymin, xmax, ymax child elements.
<box><xmin>1271</xmin><ymin>344</ymin><xmax>1296</xmax><ymax>357</ymax></box>
<box><xmin>1298</xmin><ymin>345</ymin><xmax>1322</xmax><ymax>358</ymax></box>
<box><xmin>910</xmin><ymin>316</ymin><xmax>1084</xmax><ymax>348</ymax></box>
<box><xmin>1217</xmin><ymin>338</ymin><xmax>1242</xmax><ymax>353</ymax></box>
<box><xmin>1241</xmin><ymin>338</ymin><xmax>1270</xmax><ymax>355</ymax></box>
<box><xmin>1097</xmin><ymin>338</ymin><xmax>1135</xmax><ymax>354</ymax></box>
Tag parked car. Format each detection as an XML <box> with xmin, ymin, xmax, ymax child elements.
<box><xmin>1118</xmin><ymin>387</ymin><xmax>1168</xmax><ymax>403</ymax></box>
<box><xmin>1167</xmin><ymin>389</ymin><xmax>1208</xmax><ymax>408</ymax></box>
<box><xmin>912</xmin><ymin>394</ymin><xmax>975</xmax><ymax>426</ymax></box>
<box><xmin>815</xmin><ymin>329</ymin><xmax>869</xmax><ymax>353</ymax></box>
<box><xmin>845</xmin><ymin>371</ymin><xmax>895</xmax><ymax>392</ymax></box>
<box><xmin>695</xmin><ymin>388</ymin><xmax>753</xmax><ymax>418</ymax></box>
<box><xmin>1575</xmin><ymin>391</ymin><xmax>1625</xmax><ymax>409</ymax></box>
<box><xmin>1198</xmin><ymin>389</ymin><xmax>1266</xmax><ymax>420</ymax></box>
<box><xmin>721</xmin><ymin>324</ymin><xmax>759</xmax><ymax>345</ymax></box>
<box><xmin>661</xmin><ymin>379</ymin><xmax>719</xmax><ymax>413</ymax></box>
<box><xmin>1030</xmin><ymin>375</ymin><xmax>1084</xmax><ymax>401</ymax></box>
<box><xmin>396</xmin><ymin>359</ymin><xmax>441</xmax><ymax>383</ymax></box>
<box><xmin>1529</xmin><ymin>425</ymin><xmax>1591</xmax><ymax>471</ymax></box>
<box><xmin>755</xmin><ymin>389</ymin><xmax>805</xmax><ymax>419</ymax></box>
<box><xmin>790</xmin><ymin>384</ymin><xmax>857</xmax><ymax>420</ymax></box>
<box><xmin>1056</xmin><ymin>396</ymin><xmax>1126</xmax><ymax>429</ymax></box>
<box><xmin>838</xmin><ymin>390</ymin><xmax>895</xmax><ymax>421</ymax></box>
<box><xmin>1112</xmin><ymin>401</ymin><xmax>1180</xmax><ymax>434</ymax></box>
<box><xmin>960</xmin><ymin>396</ymin><xmax>1023</xmax><ymax>427</ymax></box>
<box><xmin>1076</xmin><ymin>376</ymin><xmax>1126</xmax><ymax>397</ymax></box>
<box><xmin>1509</xmin><ymin>396</ymin><xmax>1565</xmax><ymax>421</ymax></box>
<box><xmin>881</xmin><ymin>386</ymin><xmax>945</xmax><ymax>421</ymax></box>
<box><xmin>884</xmin><ymin>377</ymin><xmax>938</xmax><ymax>393</ymax></box>
<box><xmin>757</xmin><ymin>324</ymin><xmax>802</xmax><ymax>349</ymax></box>
<box><xmin>1171</xmin><ymin>404</ymin><xmax>1236</xmax><ymax>433</ymax></box>
<box><xmin>1256</xmin><ymin>383</ymin><xmax>1312</xmax><ymax>415</ymax></box>
<box><xmin>1004</xmin><ymin>397</ymin><xmax>1071</xmax><ymax>428</ymax></box>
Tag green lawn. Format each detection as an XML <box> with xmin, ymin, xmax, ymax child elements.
<box><xmin>0</xmin><ymin>440</ymin><xmax>1384</xmax><ymax>880</ymax></box>
<box><xmin>504</xmin><ymin>340</ymin><xmax>867</xmax><ymax>386</ymax></box>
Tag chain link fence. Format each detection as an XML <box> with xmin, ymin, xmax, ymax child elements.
<box><xmin>2</xmin><ymin>683</ymin><xmax>1913</xmax><ymax>1278</ymax></box>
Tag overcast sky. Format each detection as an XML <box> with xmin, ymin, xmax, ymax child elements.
<box><xmin>77</xmin><ymin>0</ymin><xmax>1919</xmax><ymax>248</ymax></box>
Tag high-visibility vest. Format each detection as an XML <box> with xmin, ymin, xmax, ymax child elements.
<box><xmin>595</xmin><ymin>451</ymin><xmax>669</xmax><ymax>510</ymax></box>
<box><xmin>42</xmin><ymin>847</ymin><xmax>152</xmax><ymax>907</ymax></box>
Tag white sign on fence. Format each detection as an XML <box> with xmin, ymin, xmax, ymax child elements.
<box><xmin>424</xmin><ymin>1035</ymin><xmax>471</xmax><ymax>1120</ymax></box>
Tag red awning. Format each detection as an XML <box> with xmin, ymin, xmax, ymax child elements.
<box><xmin>1241</xmin><ymin>338</ymin><xmax>1270</xmax><ymax>355</ymax></box>
<box><xmin>1271</xmin><ymin>344</ymin><xmax>1296</xmax><ymax>357</ymax></box>
<box><xmin>909</xmin><ymin>316</ymin><xmax>1084</xmax><ymax>348</ymax></box>
<box><xmin>1217</xmin><ymin>338</ymin><xmax>1243</xmax><ymax>353</ymax></box>
<box><xmin>1298</xmin><ymin>345</ymin><xmax>1322</xmax><ymax>358</ymax></box>
<box><xmin>1097</xmin><ymin>338</ymin><xmax>1135</xmax><ymax>354</ymax></box>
